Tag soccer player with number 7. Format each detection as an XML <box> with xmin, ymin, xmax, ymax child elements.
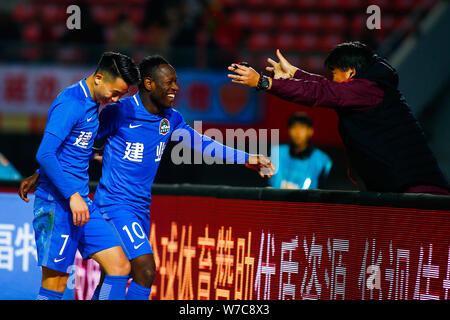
<box><xmin>19</xmin><ymin>52</ymin><xmax>140</xmax><ymax>300</ymax></box>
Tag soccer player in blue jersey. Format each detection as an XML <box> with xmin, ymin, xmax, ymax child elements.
<box><xmin>20</xmin><ymin>55</ymin><xmax>274</xmax><ymax>300</ymax></box>
<box><xmin>90</xmin><ymin>55</ymin><xmax>274</xmax><ymax>300</ymax></box>
<box><xmin>22</xmin><ymin>52</ymin><xmax>140</xmax><ymax>300</ymax></box>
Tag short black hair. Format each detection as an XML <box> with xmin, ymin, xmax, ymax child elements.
<box><xmin>324</xmin><ymin>41</ymin><xmax>374</xmax><ymax>74</ymax></box>
<box><xmin>95</xmin><ymin>52</ymin><xmax>140</xmax><ymax>85</ymax></box>
<box><xmin>288</xmin><ymin>112</ymin><xmax>313</xmax><ymax>128</ymax></box>
<box><xmin>138</xmin><ymin>55</ymin><xmax>170</xmax><ymax>83</ymax></box>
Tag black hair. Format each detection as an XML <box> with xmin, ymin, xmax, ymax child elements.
<box><xmin>95</xmin><ymin>52</ymin><xmax>140</xmax><ymax>85</ymax></box>
<box><xmin>288</xmin><ymin>112</ymin><xmax>313</xmax><ymax>128</ymax></box>
<box><xmin>324</xmin><ymin>41</ymin><xmax>374</xmax><ymax>74</ymax></box>
<box><xmin>138</xmin><ymin>55</ymin><xmax>170</xmax><ymax>84</ymax></box>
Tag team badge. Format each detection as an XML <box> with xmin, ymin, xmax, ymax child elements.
<box><xmin>159</xmin><ymin>118</ymin><xmax>170</xmax><ymax>135</ymax></box>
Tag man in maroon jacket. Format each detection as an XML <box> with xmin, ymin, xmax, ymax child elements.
<box><xmin>228</xmin><ymin>42</ymin><xmax>449</xmax><ymax>195</ymax></box>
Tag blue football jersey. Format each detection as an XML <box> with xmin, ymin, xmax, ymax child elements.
<box><xmin>93</xmin><ymin>94</ymin><xmax>185</xmax><ymax>213</ymax></box>
<box><xmin>36</xmin><ymin>79</ymin><xmax>99</xmax><ymax>201</ymax></box>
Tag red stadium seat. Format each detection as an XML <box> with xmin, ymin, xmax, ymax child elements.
<box><xmin>295</xmin><ymin>0</ymin><xmax>317</xmax><ymax>10</ymax></box>
<box><xmin>349</xmin><ymin>14</ymin><xmax>365</xmax><ymax>36</ymax></box>
<box><xmin>274</xmin><ymin>33</ymin><xmax>296</xmax><ymax>50</ymax></box>
<box><xmin>230</xmin><ymin>10</ymin><xmax>251</xmax><ymax>29</ymax></box>
<box><xmin>337</xmin><ymin>0</ymin><xmax>364</xmax><ymax>11</ymax></box>
<box><xmin>246</xmin><ymin>0</ymin><xmax>267</xmax><ymax>8</ymax></box>
<box><xmin>294</xmin><ymin>34</ymin><xmax>320</xmax><ymax>51</ymax></box>
<box><xmin>318</xmin><ymin>0</ymin><xmax>341</xmax><ymax>10</ymax></box>
<box><xmin>247</xmin><ymin>32</ymin><xmax>272</xmax><ymax>50</ymax></box>
<box><xmin>22</xmin><ymin>22</ymin><xmax>41</xmax><ymax>43</ymax></box>
<box><xmin>249</xmin><ymin>12</ymin><xmax>276</xmax><ymax>30</ymax></box>
<box><xmin>280</xmin><ymin>13</ymin><xmax>300</xmax><ymax>31</ymax></box>
<box><xmin>318</xmin><ymin>33</ymin><xmax>344</xmax><ymax>51</ymax></box>
<box><xmin>393</xmin><ymin>0</ymin><xmax>416</xmax><ymax>12</ymax></box>
<box><xmin>369</xmin><ymin>0</ymin><xmax>391</xmax><ymax>11</ymax></box>
<box><xmin>219</xmin><ymin>0</ymin><xmax>240</xmax><ymax>8</ymax></box>
<box><xmin>271</xmin><ymin>0</ymin><xmax>293</xmax><ymax>10</ymax></box>
<box><xmin>90</xmin><ymin>5</ymin><xmax>121</xmax><ymax>26</ymax></box>
<box><xmin>12</xmin><ymin>3</ymin><xmax>36</xmax><ymax>23</ymax></box>
<box><xmin>321</xmin><ymin>14</ymin><xmax>347</xmax><ymax>32</ymax></box>
<box><xmin>303</xmin><ymin>55</ymin><xmax>325</xmax><ymax>73</ymax></box>
<box><xmin>127</xmin><ymin>7</ymin><xmax>145</xmax><ymax>26</ymax></box>
<box><xmin>40</xmin><ymin>4</ymin><xmax>66</xmax><ymax>22</ymax></box>
<box><xmin>298</xmin><ymin>14</ymin><xmax>322</xmax><ymax>32</ymax></box>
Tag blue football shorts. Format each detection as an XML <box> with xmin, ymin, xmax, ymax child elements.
<box><xmin>33</xmin><ymin>195</ymin><xmax>122</xmax><ymax>273</ymax></box>
<box><xmin>98</xmin><ymin>205</ymin><xmax>153</xmax><ymax>261</ymax></box>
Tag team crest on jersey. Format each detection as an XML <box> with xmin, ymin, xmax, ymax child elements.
<box><xmin>159</xmin><ymin>118</ymin><xmax>170</xmax><ymax>135</ymax></box>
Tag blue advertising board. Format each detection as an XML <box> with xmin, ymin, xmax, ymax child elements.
<box><xmin>0</xmin><ymin>192</ymin><xmax>74</xmax><ymax>299</ymax></box>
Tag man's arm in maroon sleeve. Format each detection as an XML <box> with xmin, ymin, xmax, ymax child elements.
<box><xmin>269</xmin><ymin>76</ymin><xmax>384</xmax><ymax>109</ymax></box>
<box><xmin>292</xmin><ymin>68</ymin><xmax>328</xmax><ymax>82</ymax></box>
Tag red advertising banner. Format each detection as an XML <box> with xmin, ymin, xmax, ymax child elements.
<box><xmin>74</xmin><ymin>193</ymin><xmax>450</xmax><ymax>300</ymax></box>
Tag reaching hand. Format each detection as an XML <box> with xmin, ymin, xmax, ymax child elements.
<box><xmin>227</xmin><ymin>63</ymin><xmax>261</xmax><ymax>88</ymax></box>
<box><xmin>265</xmin><ymin>49</ymin><xmax>298</xmax><ymax>79</ymax></box>
<box><xmin>18</xmin><ymin>172</ymin><xmax>40</xmax><ymax>203</ymax></box>
<box><xmin>245</xmin><ymin>154</ymin><xmax>275</xmax><ymax>178</ymax></box>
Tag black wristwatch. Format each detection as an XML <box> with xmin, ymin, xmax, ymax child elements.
<box><xmin>256</xmin><ymin>73</ymin><xmax>270</xmax><ymax>91</ymax></box>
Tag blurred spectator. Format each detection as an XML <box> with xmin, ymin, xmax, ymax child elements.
<box><xmin>0</xmin><ymin>152</ymin><xmax>22</xmax><ymax>181</ymax></box>
<box><xmin>270</xmin><ymin>112</ymin><xmax>332</xmax><ymax>190</ymax></box>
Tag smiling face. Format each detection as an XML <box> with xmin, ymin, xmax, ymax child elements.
<box><xmin>147</xmin><ymin>64</ymin><xmax>179</xmax><ymax>109</ymax></box>
<box><xmin>93</xmin><ymin>73</ymin><xmax>129</xmax><ymax>105</ymax></box>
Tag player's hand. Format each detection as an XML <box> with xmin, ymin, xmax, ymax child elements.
<box><xmin>69</xmin><ymin>192</ymin><xmax>90</xmax><ymax>227</ymax></box>
<box><xmin>227</xmin><ymin>64</ymin><xmax>260</xmax><ymax>88</ymax></box>
<box><xmin>18</xmin><ymin>172</ymin><xmax>40</xmax><ymax>203</ymax></box>
<box><xmin>245</xmin><ymin>154</ymin><xmax>275</xmax><ymax>178</ymax></box>
<box><xmin>93</xmin><ymin>152</ymin><xmax>103</xmax><ymax>163</ymax></box>
<box><xmin>266</xmin><ymin>49</ymin><xmax>298</xmax><ymax>79</ymax></box>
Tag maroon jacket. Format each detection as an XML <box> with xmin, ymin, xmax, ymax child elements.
<box><xmin>269</xmin><ymin>56</ymin><xmax>449</xmax><ymax>193</ymax></box>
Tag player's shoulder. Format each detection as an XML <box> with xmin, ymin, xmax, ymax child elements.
<box><xmin>164</xmin><ymin>108</ymin><xmax>183</xmax><ymax>124</ymax></box>
<box><xmin>312</xmin><ymin>147</ymin><xmax>332</xmax><ymax>163</ymax></box>
<box><xmin>50</xmin><ymin>82</ymin><xmax>86</xmax><ymax>115</ymax></box>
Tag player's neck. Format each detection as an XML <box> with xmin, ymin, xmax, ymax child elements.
<box><xmin>85</xmin><ymin>75</ymin><xmax>97</xmax><ymax>102</ymax></box>
<box><xmin>138</xmin><ymin>91</ymin><xmax>161</xmax><ymax>115</ymax></box>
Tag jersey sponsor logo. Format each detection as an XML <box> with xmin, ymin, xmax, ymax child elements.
<box><xmin>155</xmin><ymin>142</ymin><xmax>166</xmax><ymax>162</ymax></box>
<box><xmin>73</xmin><ymin>131</ymin><xmax>93</xmax><ymax>149</ymax></box>
<box><xmin>123</xmin><ymin>142</ymin><xmax>144</xmax><ymax>162</ymax></box>
<box><xmin>159</xmin><ymin>118</ymin><xmax>170</xmax><ymax>135</ymax></box>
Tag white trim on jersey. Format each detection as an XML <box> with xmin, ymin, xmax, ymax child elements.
<box><xmin>133</xmin><ymin>94</ymin><xmax>139</xmax><ymax>106</ymax></box>
<box><xmin>79</xmin><ymin>80</ymin><xmax>89</xmax><ymax>98</ymax></box>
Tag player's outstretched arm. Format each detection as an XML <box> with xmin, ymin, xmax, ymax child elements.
<box><xmin>245</xmin><ymin>154</ymin><xmax>275</xmax><ymax>178</ymax></box>
<box><xmin>18</xmin><ymin>171</ymin><xmax>40</xmax><ymax>203</ymax></box>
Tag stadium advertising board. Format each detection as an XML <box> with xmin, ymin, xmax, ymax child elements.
<box><xmin>75</xmin><ymin>193</ymin><xmax>450</xmax><ymax>300</ymax></box>
<box><xmin>0</xmin><ymin>192</ymin><xmax>74</xmax><ymax>299</ymax></box>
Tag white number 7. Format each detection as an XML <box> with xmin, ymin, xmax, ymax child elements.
<box><xmin>59</xmin><ymin>234</ymin><xmax>70</xmax><ymax>255</ymax></box>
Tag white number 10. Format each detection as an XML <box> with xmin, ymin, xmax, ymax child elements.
<box><xmin>122</xmin><ymin>222</ymin><xmax>146</xmax><ymax>243</ymax></box>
